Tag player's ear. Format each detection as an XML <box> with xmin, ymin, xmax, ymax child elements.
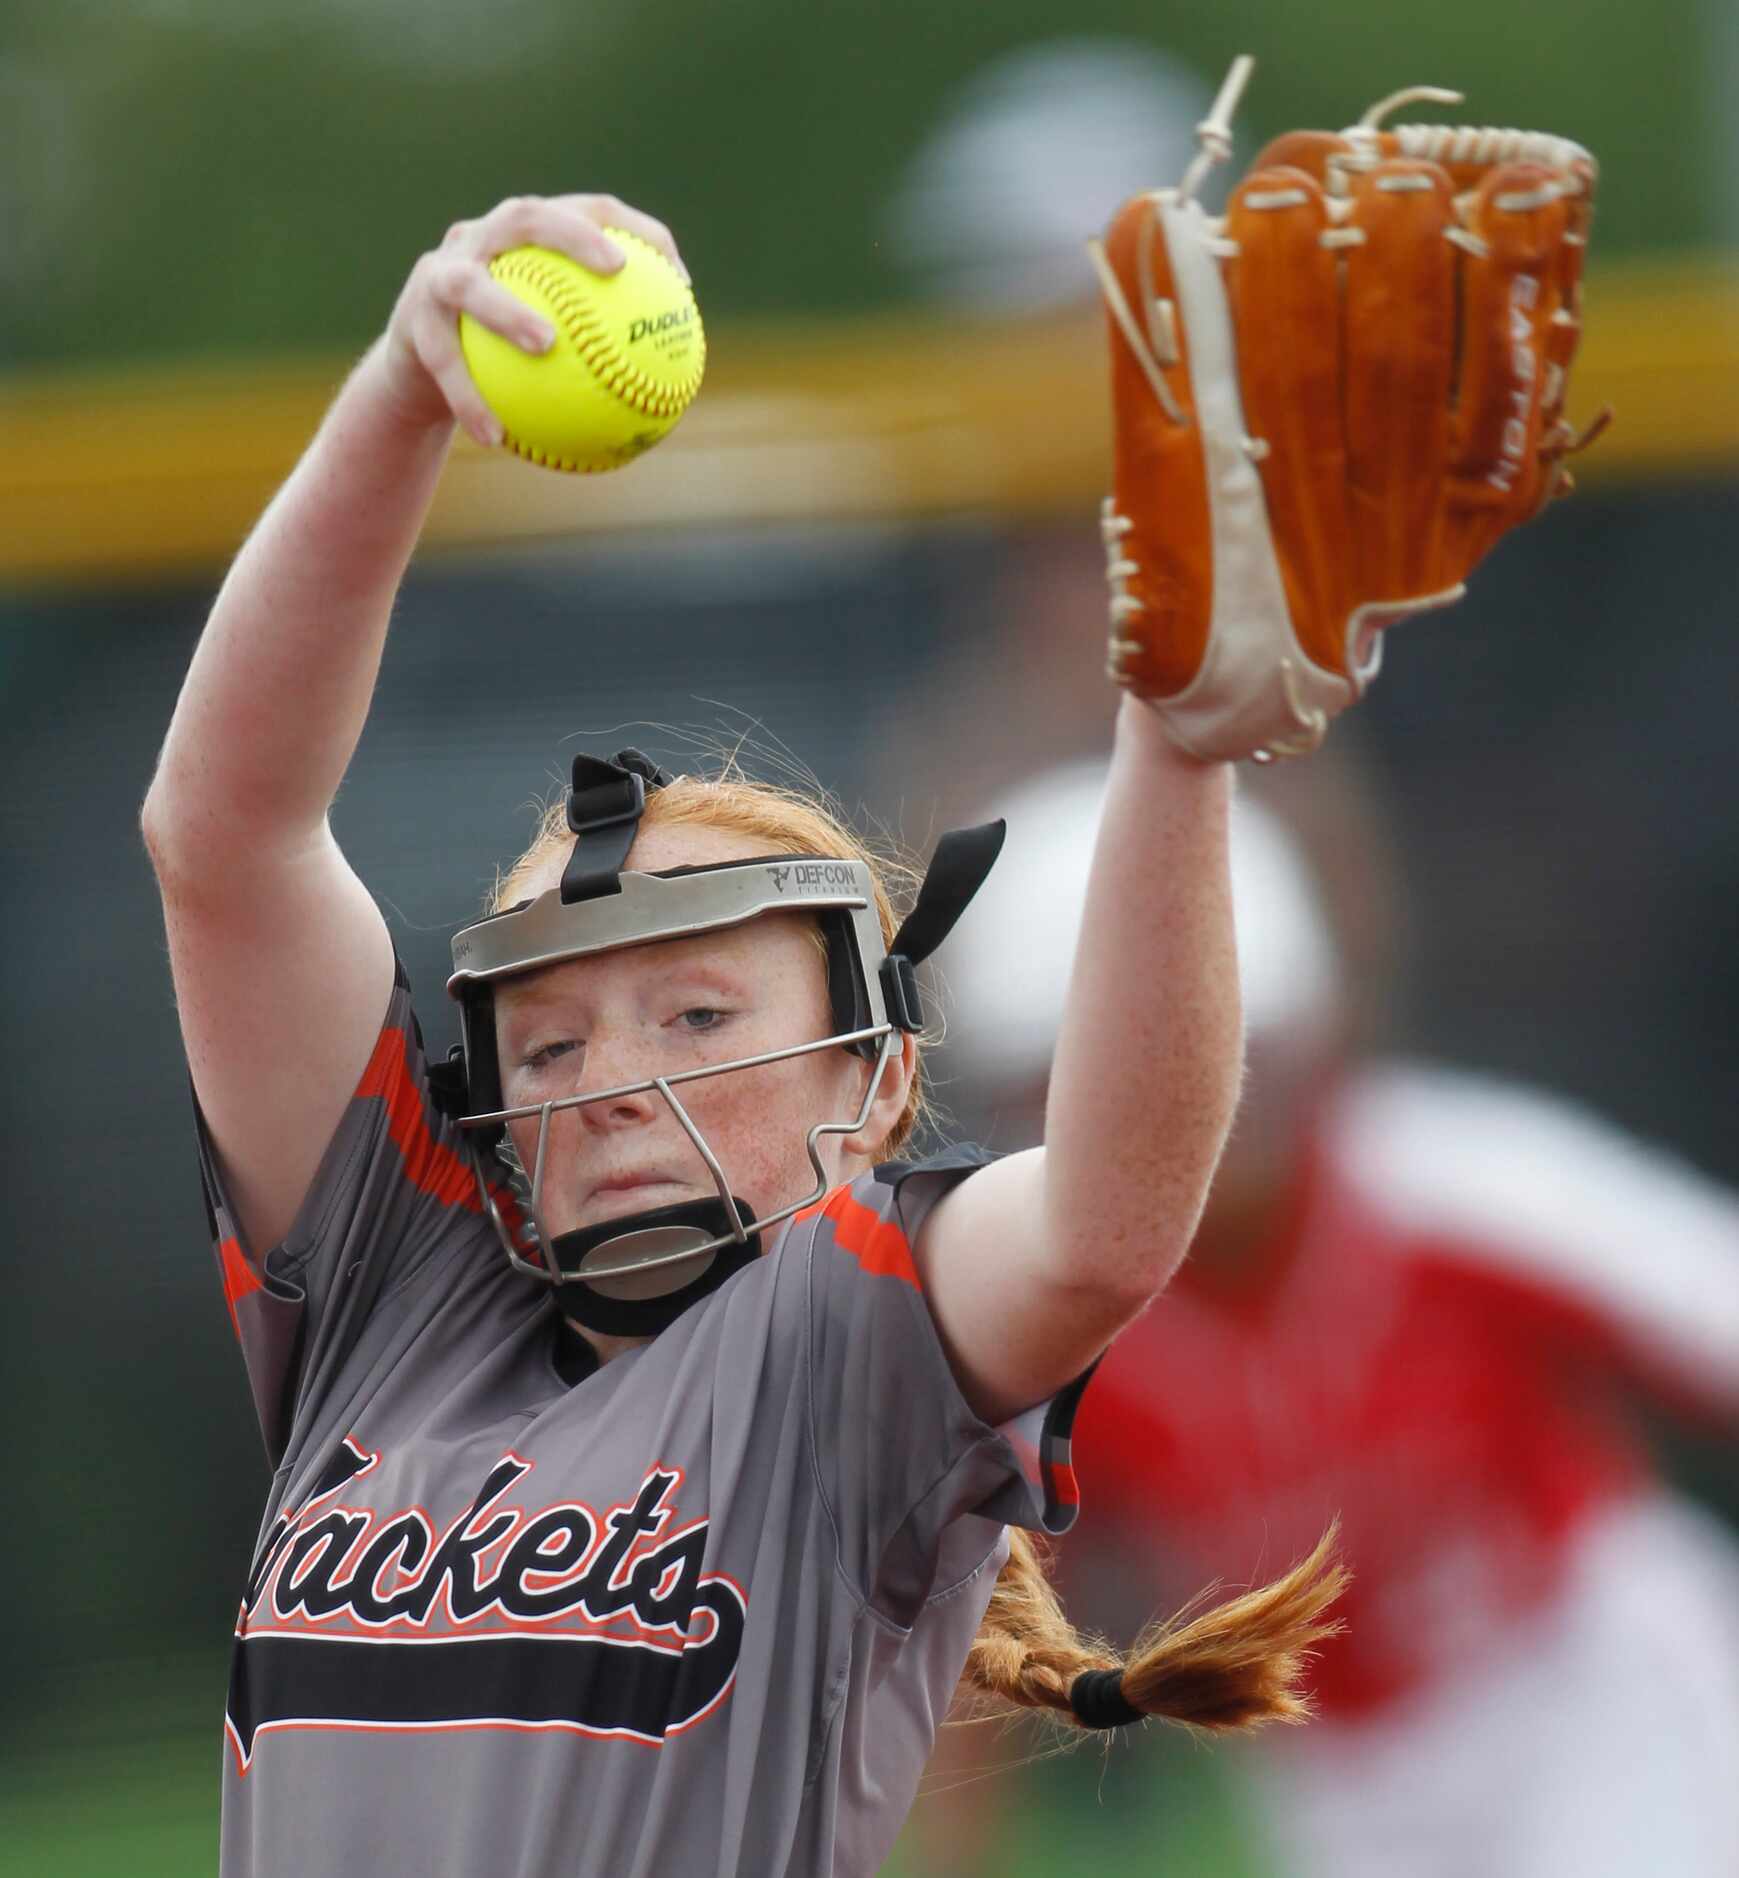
<box><xmin>840</xmin><ymin>1030</ymin><xmax>918</xmax><ymax>1164</ymax></box>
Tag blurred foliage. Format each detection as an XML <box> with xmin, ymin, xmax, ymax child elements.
<box><xmin>0</xmin><ymin>1657</ymin><xmax>223</xmax><ymax>1878</ymax></box>
<box><xmin>0</xmin><ymin>0</ymin><xmax>1728</xmax><ymax>368</ymax></box>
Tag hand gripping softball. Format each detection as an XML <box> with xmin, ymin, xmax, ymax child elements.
<box><xmin>1089</xmin><ymin>58</ymin><xmax>1605</xmax><ymax>762</ymax></box>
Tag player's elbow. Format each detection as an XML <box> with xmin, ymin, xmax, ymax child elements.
<box><xmin>1040</xmin><ymin>1172</ymin><xmax>1205</xmax><ymax>1312</ymax></box>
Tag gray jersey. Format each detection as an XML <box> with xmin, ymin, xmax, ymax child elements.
<box><xmin>196</xmin><ymin>956</ymin><xmax>1089</xmax><ymax>1877</ymax></box>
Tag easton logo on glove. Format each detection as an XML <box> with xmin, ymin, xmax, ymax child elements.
<box><xmin>1089</xmin><ymin>56</ymin><xmax>1606</xmax><ymax>763</ymax></box>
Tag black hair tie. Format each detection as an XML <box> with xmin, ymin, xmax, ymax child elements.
<box><xmin>1068</xmin><ymin>1666</ymin><xmax>1143</xmax><ymax>1730</ymax></box>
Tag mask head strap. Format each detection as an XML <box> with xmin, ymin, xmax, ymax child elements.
<box><xmin>560</xmin><ymin>748</ymin><xmax>674</xmax><ymax>905</ymax></box>
<box><xmin>876</xmin><ymin>819</ymin><xmax>1006</xmax><ymax>1033</ymax></box>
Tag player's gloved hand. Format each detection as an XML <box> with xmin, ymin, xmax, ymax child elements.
<box><xmin>375</xmin><ymin>194</ymin><xmax>688</xmax><ymax>448</ymax></box>
<box><xmin>1090</xmin><ymin>59</ymin><xmax>1603</xmax><ymax>763</ymax></box>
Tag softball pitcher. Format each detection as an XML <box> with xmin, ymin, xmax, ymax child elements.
<box><xmin>140</xmin><ymin>64</ymin><xmax>1592</xmax><ymax>1877</ymax></box>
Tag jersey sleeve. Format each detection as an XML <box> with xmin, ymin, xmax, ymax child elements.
<box><xmin>797</xmin><ymin>1146</ymin><xmax>1094</xmax><ymax>1625</ymax></box>
<box><xmin>191</xmin><ymin>952</ymin><xmax>518</xmax><ymax>1466</ymax></box>
<box><xmin>1338</xmin><ymin>1063</ymin><xmax>1739</xmax><ymax>1424</ymax></box>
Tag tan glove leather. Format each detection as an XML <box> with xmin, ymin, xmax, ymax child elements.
<box><xmin>1091</xmin><ymin>64</ymin><xmax>1602</xmax><ymax>762</ymax></box>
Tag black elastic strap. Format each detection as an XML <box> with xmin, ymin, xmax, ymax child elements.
<box><xmin>559</xmin><ymin>749</ymin><xmax>671</xmax><ymax>905</ymax></box>
<box><xmin>1068</xmin><ymin>1667</ymin><xmax>1143</xmax><ymax>1730</ymax></box>
<box><xmin>888</xmin><ymin>821</ymin><xmax>1005</xmax><ymax>966</ymax></box>
<box><xmin>613</xmin><ymin>747</ymin><xmax>674</xmax><ymax>790</ymax></box>
<box><xmin>876</xmin><ymin>820</ymin><xmax>1006</xmax><ymax>1033</ymax></box>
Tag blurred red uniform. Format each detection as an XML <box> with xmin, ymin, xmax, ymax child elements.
<box><xmin>1081</xmin><ymin>1061</ymin><xmax>1739</xmax><ymax>1724</ymax></box>
<box><xmin>947</xmin><ymin>765</ymin><xmax>1739</xmax><ymax>1876</ymax></box>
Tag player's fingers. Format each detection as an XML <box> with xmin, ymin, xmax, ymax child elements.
<box><xmin>1451</xmin><ymin>164</ymin><xmax>1571</xmax><ymax>545</ymax></box>
<box><xmin>464</xmin><ymin>194</ymin><xmax>628</xmax><ymax>275</ymax></box>
<box><xmin>1341</xmin><ymin>158</ymin><xmax>1457</xmax><ymax>591</ymax></box>
<box><xmin>410</xmin><ymin>300</ymin><xmax>505</xmax><ymax>449</ymax></box>
<box><xmin>402</xmin><ymin>264</ymin><xmax>540</xmax><ymax>448</ymax></box>
<box><xmin>561</xmin><ymin>193</ymin><xmax>689</xmax><ymax>280</ymax></box>
<box><xmin>421</xmin><ymin>251</ymin><xmax>556</xmax><ymax>355</ymax></box>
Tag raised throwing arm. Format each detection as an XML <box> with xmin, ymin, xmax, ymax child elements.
<box><xmin>141</xmin><ymin>194</ymin><xmax>680</xmax><ymax>1259</ymax></box>
<box><xmin>913</xmin><ymin>63</ymin><xmax>1598</xmax><ymax>1425</ymax></box>
<box><xmin>913</xmin><ymin>708</ymin><xmax>1239</xmax><ymax>1426</ymax></box>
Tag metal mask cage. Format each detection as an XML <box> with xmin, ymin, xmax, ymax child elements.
<box><xmin>445</xmin><ymin>855</ymin><xmax>901</xmax><ymax>1291</ymax></box>
<box><xmin>462</xmin><ymin>1026</ymin><xmax>903</xmax><ymax>1290</ymax></box>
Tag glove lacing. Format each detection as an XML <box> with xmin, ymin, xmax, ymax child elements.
<box><xmin>1099</xmin><ymin>501</ymin><xmax>1143</xmax><ymax>683</ymax></box>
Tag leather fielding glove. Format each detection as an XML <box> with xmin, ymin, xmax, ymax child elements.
<box><xmin>1091</xmin><ymin>58</ymin><xmax>1604</xmax><ymax>762</ymax></box>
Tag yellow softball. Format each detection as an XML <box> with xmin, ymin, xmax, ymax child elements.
<box><xmin>459</xmin><ymin>230</ymin><xmax>705</xmax><ymax>473</ymax></box>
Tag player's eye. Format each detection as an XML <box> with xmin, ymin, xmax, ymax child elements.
<box><xmin>524</xmin><ymin>1039</ymin><xmax>580</xmax><ymax>1070</ymax></box>
<box><xmin>676</xmin><ymin>1007</ymin><xmax>725</xmax><ymax>1032</ymax></box>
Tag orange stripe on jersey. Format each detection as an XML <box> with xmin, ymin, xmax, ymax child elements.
<box><xmin>821</xmin><ymin>1187</ymin><xmax>920</xmax><ymax>1291</ymax></box>
<box><xmin>356</xmin><ymin>1027</ymin><xmax>484</xmax><ymax>1213</ymax></box>
<box><xmin>218</xmin><ymin>1235</ymin><xmax>263</xmax><ymax>1340</ymax></box>
<box><xmin>792</xmin><ymin>1188</ymin><xmax>844</xmax><ymax>1229</ymax></box>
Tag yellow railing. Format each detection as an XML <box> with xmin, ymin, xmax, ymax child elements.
<box><xmin>4</xmin><ymin>257</ymin><xmax>1735</xmax><ymax>590</ymax></box>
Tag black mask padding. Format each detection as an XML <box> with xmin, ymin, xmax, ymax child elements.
<box><xmin>819</xmin><ymin>907</ymin><xmax>879</xmax><ymax>1063</ymax></box>
<box><xmin>427</xmin><ymin>1043</ymin><xmax>472</xmax><ymax>1123</ymax></box>
<box><xmin>560</xmin><ymin>749</ymin><xmax>672</xmax><ymax>906</ymax></box>
<box><xmin>443</xmin><ymin>985</ymin><xmax>503</xmax><ymax>1147</ymax></box>
<box><xmin>548</xmin><ymin>1196</ymin><xmax>761</xmax><ymax>1337</ymax></box>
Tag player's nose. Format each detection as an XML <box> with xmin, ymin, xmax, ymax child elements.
<box><xmin>571</xmin><ymin>1035</ymin><xmax>662</xmax><ymax>1133</ymax></box>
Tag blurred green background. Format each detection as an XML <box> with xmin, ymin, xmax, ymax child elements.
<box><xmin>2</xmin><ymin>0</ymin><xmax>1735</xmax><ymax>369</ymax></box>
<box><xmin>2</xmin><ymin>1</ymin><xmax>1735</xmax><ymax>1872</ymax></box>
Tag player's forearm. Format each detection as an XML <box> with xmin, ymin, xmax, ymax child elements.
<box><xmin>141</xmin><ymin>339</ymin><xmax>455</xmax><ymax>860</ymax></box>
<box><xmin>1039</xmin><ymin>699</ymin><xmax>1241</xmax><ymax>1298</ymax></box>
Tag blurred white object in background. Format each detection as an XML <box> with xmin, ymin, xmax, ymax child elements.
<box><xmin>885</xmin><ymin>40</ymin><xmax>1214</xmax><ymax>313</ymax></box>
<box><xmin>944</xmin><ymin>762</ymin><xmax>1340</xmax><ymax>1088</ymax></box>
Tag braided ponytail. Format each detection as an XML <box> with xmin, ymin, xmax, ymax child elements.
<box><xmin>962</xmin><ymin>1523</ymin><xmax>1347</xmax><ymax>1735</ymax></box>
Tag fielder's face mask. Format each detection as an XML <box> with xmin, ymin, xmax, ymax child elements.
<box><xmin>439</xmin><ymin>749</ymin><xmax>1004</xmax><ymax>1340</ymax></box>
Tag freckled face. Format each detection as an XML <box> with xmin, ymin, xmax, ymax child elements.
<box><xmin>493</xmin><ymin>824</ymin><xmax>881</xmax><ymax>1240</ymax></box>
